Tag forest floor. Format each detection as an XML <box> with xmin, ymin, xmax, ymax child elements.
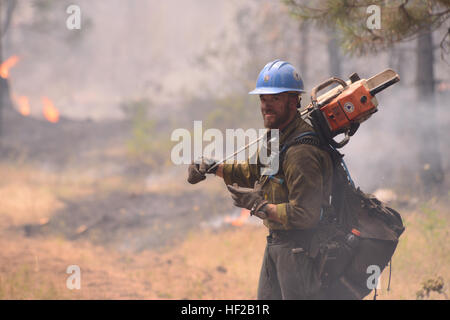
<box><xmin>0</xmin><ymin>106</ymin><xmax>448</xmax><ymax>300</ymax></box>
<box><xmin>0</xmin><ymin>161</ymin><xmax>448</xmax><ymax>300</ymax></box>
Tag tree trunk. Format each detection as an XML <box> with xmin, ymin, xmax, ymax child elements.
<box><xmin>0</xmin><ymin>0</ymin><xmax>17</xmax><ymax>139</ymax></box>
<box><xmin>415</xmin><ymin>27</ymin><xmax>444</xmax><ymax>193</ymax></box>
<box><xmin>298</xmin><ymin>22</ymin><xmax>309</xmax><ymax>86</ymax></box>
<box><xmin>388</xmin><ymin>44</ymin><xmax>405</xmax><ymax>84</ymax></box>
<box><xmin>327</xmin><ymin>28</ymin><xmax>341</xmax><ymax>78</ymax></box>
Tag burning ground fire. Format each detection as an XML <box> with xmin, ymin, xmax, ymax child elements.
<box><xmin>201</xmin><ymin>208</ymin><xmax>256</xmax><ymax>230</ymax></box>
<box><xmin>42</xmin><ymin>96</ymin><xmax>60</xmax><ymax>123</ymax></box>
<box><xmin>12</xmin><ymin>95</ymin><xmax>30</xmax><ymax>116</ymax></box>
<box><xmin>0</xmin><ymin>55</ymin><xmax>19</xmax><ymax>79</ymax></box>
<box><xmin>1</xmin><ymin>55</ymin><xmax>60</xmax><ymax>123</ymax></box>
<box><xmin>225</xmin><ymin>209</ymin><xmax>251</xmax><ymax>227</ymax></box>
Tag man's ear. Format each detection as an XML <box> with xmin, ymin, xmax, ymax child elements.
<box><xmin>288</xmin><ymin>94</ymin><xmax>299</xmax><ymax>110</ymax></box>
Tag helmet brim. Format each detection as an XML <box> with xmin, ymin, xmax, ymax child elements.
<box><xmin>249</xmin><ymin>87</ymin><xmax>306</xmax><ymax>95</ymax></box>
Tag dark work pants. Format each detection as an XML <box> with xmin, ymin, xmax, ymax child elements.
<box><xmin>257</xmin><ymin>233</ymin><xmax>321</xmax><ymax>300</ymax></box>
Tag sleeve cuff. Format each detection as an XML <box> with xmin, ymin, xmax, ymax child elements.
<box><xmin>275</xmin><ymin>203</ymin><xmax>289</xmax><ymax>227</ymax></box>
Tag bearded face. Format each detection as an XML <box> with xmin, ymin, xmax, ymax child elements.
<box><xmin>259</xmin><ymin>93</ymin><xmax>298</xmax><ymax>129</ymax></box>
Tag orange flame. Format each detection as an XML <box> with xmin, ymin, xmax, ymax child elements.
<box><xmin>12</xmin><ymin>95</ymin><xmax>31</xmax><ymax>116</ymax></box>
<box><xmin>0</xmin><ymin>55</ymin><xmax>20</xmax><ymax>79</ymax></box>
<box><xmin>42</xmin><ymin>97</ymin><xmax>59</xmax><ymax>123</ymax></box>
<box><xmin>225</xmin><ymin>209</ymin><xmax>250</xmax><ymax>227</ymax></box>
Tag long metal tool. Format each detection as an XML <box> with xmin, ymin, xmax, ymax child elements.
<box><xmin>206</xmin><ymin>130</ymin><xmax>275</xmax><ymax>173</ymax></box>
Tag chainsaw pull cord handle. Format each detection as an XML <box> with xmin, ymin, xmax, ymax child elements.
<box><xmin>310</xmin><ymin>77</ymin><xmax>351</xmax><ymax>149</ymax></box>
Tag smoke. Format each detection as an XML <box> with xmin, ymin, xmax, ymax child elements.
<box><xmin>2</xmin><ymin>0</ymin><xmax>449</xmax><ymax>193</ymax></box>
<box><xmin>5</xmin><ymin>0</ymin><xmax>234</xmax><ymax>120</ymax></box>
<box><xmin>341</xmin><ymin>86</ymin><xmax>450</xmax><ymax>193</ymax></box>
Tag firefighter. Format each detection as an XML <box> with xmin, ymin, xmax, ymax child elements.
<box><xmin>187</xmin><ymin>59</ymin><xmax>334</xmax><ymax>299</ymax></box>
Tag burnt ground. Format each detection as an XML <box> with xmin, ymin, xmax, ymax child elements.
<box><xmin>1</xmin><ymin>106</ymin><xmax>234</xmax><ymax>252</ymax></box>
<box><xmin>21</xmin><ymin>189</ymin><xmax>233</xmax><ymax>252</ymax></box>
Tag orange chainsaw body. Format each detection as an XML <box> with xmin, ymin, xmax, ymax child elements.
<box><xmin>303</xmin><ymin>69</ymin><xmax>399</xmax><ymax>148</ymax></box>
<box><xmin>320</xmin><ymin>80</ymin><xmax>378</xmax><ymax>134</ymax></box>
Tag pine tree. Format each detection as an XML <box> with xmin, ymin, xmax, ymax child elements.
<box><xmin>283</xmin><ymin>0</ymin><xmax>449</xmax><ymax>55</ymax></box>
<box><xmin>284</xmin><ymin>0</ymin><xmax>449</xmax><ymax>192</ymax></box>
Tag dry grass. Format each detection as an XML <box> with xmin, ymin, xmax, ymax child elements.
<box><xmin>0</xmin><ymin>164</ymin><xmax>64</xmax><ymax>227</ymax></box>
<box><xmin>376</xmin><ymin>201</ymin><xmax>450</xmax><ymax>300</ymax></box>
<box><xmin>0</xmin><ymin>163</ymin><xmax>448</xmax><ymax>300</ymax></box>
<box><xmin>0</xmin><ymin>226</ymin><xmax>267</xmax><ymax>299</ymax></box>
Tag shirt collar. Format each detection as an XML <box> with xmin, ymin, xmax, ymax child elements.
<box><xmin>279</xmin><ymin>112</ymin><xmax>302</xmax><ymax>145</ymax></box>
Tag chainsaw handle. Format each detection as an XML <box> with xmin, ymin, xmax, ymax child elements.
<box><xmin>331</xmin><ymin>130</ymin><xmax>351</xmax><ymax>148</ymax></box>
<box><xmin>310</xmin><ymin>77</ymin><xmax>348</xmax><ymax>107</ymax></box>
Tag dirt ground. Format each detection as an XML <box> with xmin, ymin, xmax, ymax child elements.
<box><xmin>0</xmin><ymin>159</ymin><xmax>448</xmax><ymax>300</ymax></box>
<box><xmin>0</xmin><ymin>107</ymin><xmax>449</xmax><ymax>300</ymax></box>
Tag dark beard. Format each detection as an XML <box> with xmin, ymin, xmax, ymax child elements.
<box><xmin>263</xmin><ymin>101</ymin><xmax>291</xmax><ymax>129</ymax></box>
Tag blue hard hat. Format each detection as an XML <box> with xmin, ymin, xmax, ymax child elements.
<box><xmin>249</xmin><ymin>59</ymin><xmax>305</xmax><ymax>95</ymax></box>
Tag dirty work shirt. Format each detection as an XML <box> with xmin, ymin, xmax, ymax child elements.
<box><xmin>222</xmin><ymin>112</ymin><xmax>334</xmax><ymax>231</ymax></box>
<box><xmin>222</xmin><ymin>112</ymin><xmax>334</xmax><ymax>299</ymax></box>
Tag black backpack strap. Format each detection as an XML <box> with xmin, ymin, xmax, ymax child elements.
<box><xmin>270</xmin><ymin>131</ymin><xmax>322</xmax><ymax>186</ymax></box>
<box><xmin>280</xmin><ymin>131</ymin><xmax>321</xmax><ymax>155</ymax></box>
<box><xmin>273</xmin><ymin>131</ymin><xmax>356</xmax><ymax>202</ymax></box>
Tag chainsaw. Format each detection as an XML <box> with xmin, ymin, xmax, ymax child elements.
<box><xmin>301</xmin><ymin>69</ymin><xmax>400</xmax><ymax>148</ymax></box>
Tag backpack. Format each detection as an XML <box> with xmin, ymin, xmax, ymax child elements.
<box><xmin>282</xmin><ymin>131</ymin><xmax>405</xmax><ymax>300</ymax></box>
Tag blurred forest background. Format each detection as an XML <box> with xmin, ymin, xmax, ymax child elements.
<box><xmin>0</xmin><ymin>0</ymin><xmax>448</xmax><ymax>299</ymax></box>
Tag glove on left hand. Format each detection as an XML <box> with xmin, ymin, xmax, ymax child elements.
<box><xmin>226</xmin><ymin>181</ymin><xmax>268</xmax><ymax>219</ymax></box>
